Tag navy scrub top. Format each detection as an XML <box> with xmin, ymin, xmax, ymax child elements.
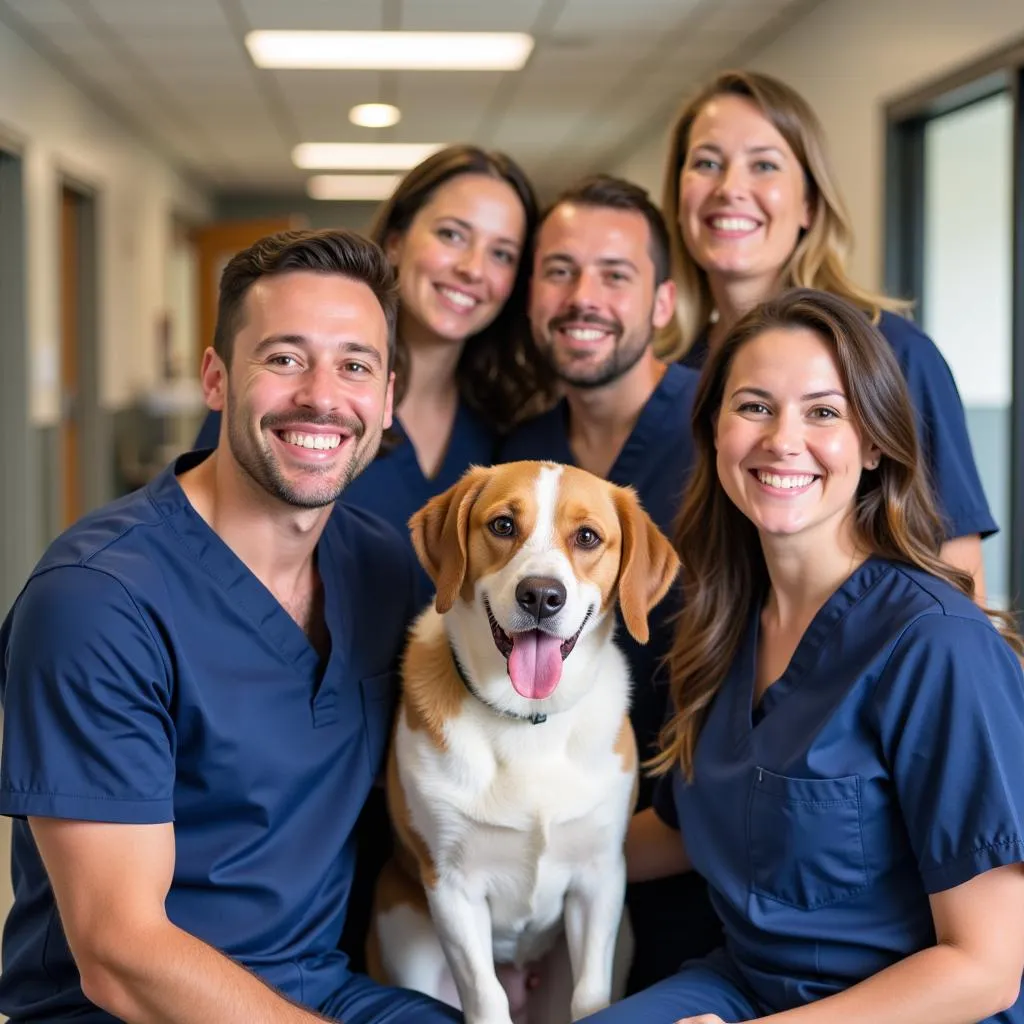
<box><xmin>193</xmin><ymin>402</ymin><xmax>498</xmax><ymax>609</ymax></box>
<box><xmin>0</xmin><ymin>452</ymin><xmax>419</xmax><ymax>1022</ymax></box>
<box><xmin>681</xmin><ymin>311</ymin><xmax>997</xmax><ymax>541</ymax></box>
<box><xmin>655</xmin><ymin>556</ymin><xmax>1024</xmax><ymax>1019</ymax></box>
<box><xmin>500</xmin><ymin>362</ymin><xmax>701</xmax><ymax>802</ymax></box>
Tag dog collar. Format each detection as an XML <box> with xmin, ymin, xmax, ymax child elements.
<box><xmin>449</xmin><ymin>645</ymin><xmax>548</xmax><ymax>725</ymax></box>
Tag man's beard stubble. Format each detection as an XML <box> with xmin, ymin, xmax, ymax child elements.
<box><xmin>226</xmin><ymin>395</ymin><xmax>380</xmax><ymax>510</ymax></box>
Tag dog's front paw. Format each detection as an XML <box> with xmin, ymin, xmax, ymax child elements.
<box><xmin>465</xmin><ymin>1014</ymin><xmax>515</xmax><ymax>1024</ymax></box>
<box><xmin>462</xmin><ymin>995</ymin><xmax>515</xmax><ymax>1024</ymax></box>
<box><xmin>570</xmin><ymin>984</ymin><xmax>611</xmax><ymax>1021</ymax></box>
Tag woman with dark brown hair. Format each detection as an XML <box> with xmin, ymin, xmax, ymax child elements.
<box><xmin>581</xmin><ymin>289</ymin><xmax>1024</xmax><ymax>1023</ymax></box>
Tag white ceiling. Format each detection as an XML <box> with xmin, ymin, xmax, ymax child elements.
<box><xmin>0</xmin><ymin>0</ymin><xmax>820</xmax><ymax>198</ymax></box>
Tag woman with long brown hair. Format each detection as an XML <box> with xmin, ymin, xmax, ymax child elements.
<box><xmin>660</xmin><ymin>69</ymin><xmax>995</xmax><ymax>598</ymax></box>
<box><xmin>581</xmin><ymin>289</ymin><xmax>1024</xmax><ymax>1023</ymax></box>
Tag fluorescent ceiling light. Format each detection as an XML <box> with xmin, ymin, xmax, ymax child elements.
<box><xmin>293</xmin><ymin>142</ymin><xmax>444</xmax><ymax>171</ymax></box>
<box><xmin>307</xmin><ymin>174</ymin><xmax>402</xmax><ymax>201</ymax></box>
<box><xmin>246</xmin><ymin>30</ymin><xmax>534</xmax><ymax>71</ymax></box>
<box><xmin>349</xmin><ymin>103</ymin><xmax>402</xmax><ymax>129</ymax></box>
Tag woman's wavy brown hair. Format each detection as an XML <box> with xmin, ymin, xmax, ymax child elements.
<box><xmin>367</xmin><ymin>144</ymin><xmax>556</xmax><ymax>448</ymax></box>
<box><xmin>658</xmin><ymin>70</ymin><xmax>909</xmax><ymax>360</ymax></box>
<box><xmin>651</xmin><ymin>287</ymin><xmax>1022</xmax><ymax>781</ymax></box>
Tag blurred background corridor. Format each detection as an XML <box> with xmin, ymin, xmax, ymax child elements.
<box><xmin>2</xmin><ymin>0</ymin><xmax>1024</xmax><ymax>1005</ymax></box>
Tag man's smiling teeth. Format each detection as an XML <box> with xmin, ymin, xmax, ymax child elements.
<box><xmin>757</xmin><ymin>471</ymin><xmax>815</xmax><ymax>489</ymax></box>
<box><xmin>564</xmin><ymin>327</ymin><xmax>607</xmax><ymax>342</ymax></box>
<box><xmin>281</xmin><ymin>432</ymin><xmax>341</xmax><ymax>450</ymax></box>
<box><xmin>710</xmin><ymin>216</ymin><xmax>759</xmax><ymax>231</ymax></box>
<box><xmin>438</xmin><ymin>286</ymin><xmax>477</xmax><ymax>309</ymax></box>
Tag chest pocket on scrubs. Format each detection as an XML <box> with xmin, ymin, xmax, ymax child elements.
<box><xmin>748</xmin><ymin>768</ymin><xmax>868</xmax><ymax>909</ymax></box>
<box><xmin>360</xmin><ymin>671</ymin><xmax>397</xmax><ymax>781</ymax></box>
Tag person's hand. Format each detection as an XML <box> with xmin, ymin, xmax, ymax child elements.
<box><xmin>674</xmin><ymin>1016</ymin><xmax>728</xmax><ymax>1024</ymax></box>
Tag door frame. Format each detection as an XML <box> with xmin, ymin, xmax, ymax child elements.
<box><xmin>58</xmin><ymin>178</ymin><xmax>106</xmax><ymax>528</ymax></box>
<box><xmin>0</xmin><ymin>142</ymin><xmax>33</xmax><ymax>614</ymax></box>
<box><xmin>885</xmin><ymin>44</ymin><xmax>1024</xmax><ymax>620</ymax></box>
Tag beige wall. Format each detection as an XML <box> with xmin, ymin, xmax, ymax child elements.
<box><xmin>0</xmin><ymin>18</ymin><xmax>210</xmax><ymax>425</ymax></box>
<box><xmin>0</xmin><ymin>15</ymin><xmax>211</xmax><ymax>995</ymax></box>
<box><xmin>609</xmin><ymin>0</ymin><xmax>1024</xmax><ymax>292</ymax></box>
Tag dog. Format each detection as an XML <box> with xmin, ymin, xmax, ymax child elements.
<box><xmin>368</xmin><ymin>461</ymin><xmax>680</xmax><ymax>1024</ymax></box>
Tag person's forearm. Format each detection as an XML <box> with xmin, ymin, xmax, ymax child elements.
<box><xmin>78</xmin><ymin>919</ymin><xmax>332</xmax><ymax>1024</ymax></box>
<box><xmin>744</xmin><ymin>942</ymin><xmax>1018</xmax><ymax>1024</ymax></box>
<box><xmin>626</xmin><ymin>806</ymin><xmax>691</xmax><ymax>883</ymax></box>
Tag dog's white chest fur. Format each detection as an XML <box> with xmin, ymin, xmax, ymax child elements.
<box><xmin>396</xmin><ymin>611</ymin><xmax>634</xmax><ymax>967</ymax></box>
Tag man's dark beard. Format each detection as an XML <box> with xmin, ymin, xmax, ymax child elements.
<box><xmin>227</xmin><ymin>400</ymin><xmax>371</xmax><ymax>509</ymax></box>
<box><xmin>543</xmin><ymin>308</ymin><xmax>653</xmax><ymax>390</ymax></box>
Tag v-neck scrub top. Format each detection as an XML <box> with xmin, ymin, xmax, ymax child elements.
<box><xmin>0</xmin><ymin>452</ymin><xmax>421</xmax><ymax>1021</ymax></box>
<box><xmin>194</xmin><ymin>402</ymin><xmax>498</xmax><ymax>609</ymax></box>
<box><xmin>651</xmin><ymin>557</ymin><xmax>1024</xmax><ymax>1020</ymax></box>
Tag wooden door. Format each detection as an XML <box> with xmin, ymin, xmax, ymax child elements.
<box><xmin>193</xmin><ymin>217</ymin><xmax>299</xmax><ymax>372</ymax></box>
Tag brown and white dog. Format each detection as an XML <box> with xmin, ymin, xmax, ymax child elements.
<box><xmin>369</xmin><ymin>461</ymin><xmax>680</xmax><ymax>1024</ymax></box>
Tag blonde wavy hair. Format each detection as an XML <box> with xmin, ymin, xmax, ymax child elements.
<box><xmin>657</xmin><ymin>70</ymin><xmax>909</xmax><ymax>360</ymax></box>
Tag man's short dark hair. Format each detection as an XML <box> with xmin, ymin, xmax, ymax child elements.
<box><xmin>213</xmin><ymin>228</ymin><xmax>399</xmax><ymax>366</ymax></box>
<box><xmin>540</xmin><ymin>175</ymin><xmax>672</xmax><ymax>285</ymax></box>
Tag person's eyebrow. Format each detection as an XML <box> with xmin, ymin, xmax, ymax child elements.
<box><xmin>596</xmin><ymin>257</ymin><xmax>639</xmax><ymax>272</ymax></box>
<box><xmin>253</xmin><ymin>333</ymin><xmax>307</xmax><ymax>357</ymax></box>
<box><xmin>437</xmin><ymin>215</ymin><xmax>520</xmax><ymax>250</ymax></box>
<box><xmin>540</xmin><ymin>253</ymin><xmax>638</xmax><ymax>272</ymax></box>
<box><xmin>729</xmin><ymin>386</ymin><xmax>847</xmax><ymax>400</ymax></box>
<box><xmin>691</xmin><ymin>143</ymin><xmax>787</xmax><ymax>158</ymax></box>
<box><xmin>540</xmin><ymin>252</ymin><xmax>578</xmax><ymax>267</ymax></box>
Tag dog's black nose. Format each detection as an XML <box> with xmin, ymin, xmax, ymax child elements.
<box><xmin>515</xmin><ymin>577</ymin><xmax>567</xmax><ymax>621</ymax></box>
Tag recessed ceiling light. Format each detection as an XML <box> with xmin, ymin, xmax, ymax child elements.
<box><xmin>349</xmin><ymin>103</ymin><xmax>402</xmax><ymax>129</ymax></box>
<box><xmin>306</xmin><ymin>174</ymin><xmax>402</xmax><ymax>201</ymax></box>
<box><xmin>292</xmin><ymin>142</ymin><xmax>445</xmax><ymax>171</ymax></box>
<box><xmin>246</xmin><ymin>30</ymin><xmax>534</xmax><ymax>71</ymax></box>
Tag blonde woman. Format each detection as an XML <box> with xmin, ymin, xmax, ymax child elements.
<box><xmin>662</xmin><ymin>70</ymin><xmax>995</xmax><ymax>596</ymax></box>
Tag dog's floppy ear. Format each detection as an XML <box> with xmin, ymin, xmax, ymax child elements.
<box><xmin>613</xmin><ymin>486</ymin><xmax>681</xmax><ymax>644</ymax></box>
<box><xmin>409</xmin><ymin>466</ymin><xmax>490</xmax><ymax>613</ymax></box>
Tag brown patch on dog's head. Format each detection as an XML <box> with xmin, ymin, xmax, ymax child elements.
<box><xmin>409</xmin><ymin>462</ymin><xmax>544</xmax><ymax>612</ymax></box>
<box><xmin>543</xmin><ymin>467</ymin><xmax>679</xmax><ymax>644</ymax></box>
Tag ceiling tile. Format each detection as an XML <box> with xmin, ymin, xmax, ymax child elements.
<box><xmin>398</xmin><ymin>0</ymin><xmax>546</xmax><ymax>32</ymax></box>
<box><xmin>0</xmin><ymin>0</ymin><xmax>828</xmax><ymax>196</ymax></box>
<box><xmin>1</xmin><ymin>0</ymin><xmax>81</xmax><ymax>27</ymax></box>
<box><xmin>239</xmin><ymin>0</ymin><xmax>385</xmax><ymax>31</ymax></box>
<box><xmin>88</xmin><ymin>0</ymin><xmax>231</xmax><ymax>27</ymax></box>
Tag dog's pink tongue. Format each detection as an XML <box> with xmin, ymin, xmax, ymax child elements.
<box><xmin>507</xmin><ymin>631</ymin><xmax>563</xmax><ymax>700</ymax></box>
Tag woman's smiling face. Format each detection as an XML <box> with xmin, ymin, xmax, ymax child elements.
<box><xmin>715</xmin><ymin>325</ymin><xmax>879</xmax><ymax>546</ymax></box>
<box><xmin>387</xmin><ymin>172</ymin><xmax>527</xmax><ymax>344</ymax></box>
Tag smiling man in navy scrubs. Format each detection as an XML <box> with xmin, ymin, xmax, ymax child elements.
<box><xmin>0</xmin><ymin>230</ymin><xmax>461</xmax><ymax>1024</ymax></box>
<box><xmin>499</xmin><ymin>176</ymin><xmax>716</xmax><ymax>994</ymax></box>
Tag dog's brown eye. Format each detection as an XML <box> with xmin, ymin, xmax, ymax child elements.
<box><xmin>576</xmin><ymin>526</ymin><xmax>601</xmax><ymax>548</ymax></box>
<box><xmin>488</xmin><ymin>515</ymin><xmax>515</xmax><ymax>538</ymax></box>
